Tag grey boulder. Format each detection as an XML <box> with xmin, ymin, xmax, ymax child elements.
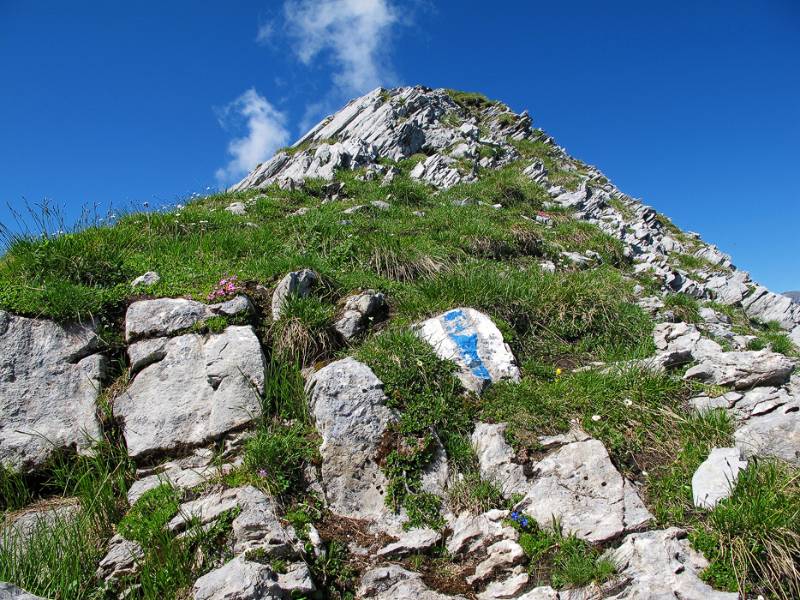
<box><xmin>306</xmin><ymin>358</ymin><xmax>399</xmax><ymax>527</ymax></box>
<box><xmin>130</xmin><ymin>271</ymin><xmax>160</xmax><ymax>288</ymax></box>
<box><xmin>334</xmin><ymin>290</ymin><xmax>387</xmax><ymax>340</ymax></box>
<box><xmin>414</xmin><ymin>308</ymin><xmax>520</xmax><ymax>394</ymax></box>
<box><xmin>115</xmin><ymin>326</ymin><xmax>265</xmax><ymax>459</ymax></box>
<box><xmin>0</xmin><ymin>311</ymin><xmax>105</xmax><ymax>472</ymax></box>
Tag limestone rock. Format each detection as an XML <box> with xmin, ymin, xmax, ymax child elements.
<box><xmin>376</xmin><ymin>528</ymin><xmax>441</xmax><ymax>558</ymax></box>
<box><xmin>684</xmin><ymin>349</ymin><xmax>794</xmax><ymax>389</ymax></box>
<box><xmin>414</xmin><ymin>308</ymin><xmax>520</xmax><ymax>394</ymax></box>
<box><xmin>471</xmin><ymin>423</ymin><xmax>527</xmax><ymax>496</ymax></box>
<box><xmin>692</xmin><ymin>448</ymin><xmax>747</xmax><ymax>509</ymax></box>
<box><xmin>192</xmin><ymin>556</ymin><xmax>283</xmax><ymax>600</ymax></box>
<box><xmin>734</xmin><ymin>400</ymin><xmax>800</xmax><ymax>464</ymax></box>
<box><xmin>517</xmin><ymin>438</ymin><xmax>652</xmax><ymax>542</ymax></box>
<box><xmin>358</xmin><ymin>564</ymin><xmax>465</xmax><ymax>599</ymax></box>
<box><xmin>0</xmin><ymin>312</ymin><xmax>105</xmax><ymax>472</ymax></box>
<box><xmin>116</xmin><ymin>326</ymin><xmax>265</xmax><ymax>459</ymax></box>
<box><xmin>131</xmin><ymin>271</ymin><xmax>160</xmax><ymax>288</ymax></box>
<box><xmin>603</xmin><ymin>528</ymin><xmax>738</xmax><ymax>599</ymax></box>
<box><xmin>410</xmin><ymin>153</ymin><xmax>473</xmax><ymax>188</ymax></box>
<box><xmin>306</xmin><ymin>358</ymin><xmax>398</xmax><ymax>526</ymax></box>
<box><xmin>743</xmin><ymin>285</ymin><xmax>800</xmax><ymax>330</ymax></box>
<box><xmin>0</xmin><ymin>583</ymin><xmax>48</xmax><ymax>600</ymax></box>
<box><xmin>465</xmin><ymin>539</ymin><xmax>526</xmax><ymax>585</ymax></box>
<box><xmin>125</xmin><ymin>296</ymin><xmax>252</xmax><ymax>341</ymax></box>
<box><xmin>271</xmin><ymin>269</ymin><xmax>318</xmax><ymax>321</ymax></box>
<box><xmin>334</xmin><ymin>290</ymin><xmax>388</xmax><ymax>340</ymax></box>
<box><xmin>477</xmin><ymin>572</ymin><xmax>530</xmax><ymax>600</ymax></box>
<box><xmin>96</xmin><ymin>534</ymin><xmax>143</xmax><ymax>582</ymax></box>
<box><xmin>225</xmin><ymin>202</ymin><xmax>246</xmax><ymax>216</ymax></box>
<box><xmin>652</xmin><ymin>322</ymin><xmax>722</xmax><ymax>366</ymax></box>
<box><xmin>472</xmin><ymin>423</ymin><xmax>651</xmax><ymax>543</ymax></box>
<box><xmin>445</xmin><ymin>509</ymin><xmax>517</xmax><ymax>558</ymax></box>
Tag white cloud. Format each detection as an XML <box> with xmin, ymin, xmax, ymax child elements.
<box><xmin>255</xmin><ymin>20</ymin><xmax>274</xmax><ymax>45</ymax></box>
<box><xmin>283</xmin><ymin>0</ymin><xmax>398</xmax><ymax>97</ymax></box>
<box><xmin>215</xmin><ymin>89</ymin><xmax>290</xmax><ymax>184</ymax></box>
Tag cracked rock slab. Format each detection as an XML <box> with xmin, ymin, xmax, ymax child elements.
<box><xmin>684</xmin><ymin>349</ymin><xmax>794</xmax><ymax>390</ymax></box>
<box><xmin>415</xmin><ymin>308</ymin><xmax>520</xmax><ymax>394</ymax></box>
<box><xmin>734</xmin><ymin>400</ymin><xmax>800</xmax><ymax>464</ymax></box>
<box><xmin>0</xmin><ymin>311</ymin><xmax>105</xmax><ymax>472</ymax></box>
<box><xmin>127</xmin><ymin>448</ymin><xmax>239</xmax><ymax>504</ymax></box>
<box><xmin>602</xmin><ymin>528</ymin><xmax>738</xmax><ymax>599</ymax></box>
<box><xmin>124</xmin><ymin>296</ymin><xmax>252</xmax><ymax>342</ymax></box>
<box><xmin>192</xmin><ymin>556</ymin><xmax>284</xmax><ymax>600</ymax></box>
<box><xmin>472</xmin><ymin>423</ymin><xmax>652</xmax><ymax>543</ymax></box>
<box><xmin>115</xmin><ymin>326</ymin><xmax>265</xmax><ymax>460</ymax></box>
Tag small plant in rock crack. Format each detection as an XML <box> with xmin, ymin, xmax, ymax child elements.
<box><xmin>509</xmin><ymin>510</ymin><xmax>533</xmax><ymax>531</ymax></box>
<box><xmin>207</xmin><ymin>274</ymin><xmax>241</xmax><ymax>301</ymax></box>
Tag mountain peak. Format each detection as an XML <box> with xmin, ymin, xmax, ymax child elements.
<box><xmin>231</xmin><ymin>85</ymin><xmax>800</xmax><ymax>344</ymax></box>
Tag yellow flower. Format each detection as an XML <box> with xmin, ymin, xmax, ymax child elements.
<box><xmin>555</xmin><ymin>368</ymin><xmax>563</xmax><ymax>377</ymax></box>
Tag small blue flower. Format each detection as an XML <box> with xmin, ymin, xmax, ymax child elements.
<box><xmin>511</xmin><ymin>511</ymin><xmax>520</xmax><ymax>521</ymax></box>
<box><xmin>521</xmin><ymin>518</ymin><xmax>529</xmax><ymax>528</ymax></box>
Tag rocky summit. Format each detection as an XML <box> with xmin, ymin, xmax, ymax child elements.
<box><xmin>1</xmin><ymin>86</ymin><xmax>798</xmax><ymax>599</ymax></box>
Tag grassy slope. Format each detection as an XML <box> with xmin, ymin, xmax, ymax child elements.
<box><xmin>1</xmin><ymin>99</ymin><xmax>798</xmax><ymax>598</ymax></box>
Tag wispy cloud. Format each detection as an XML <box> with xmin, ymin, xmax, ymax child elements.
<box><xmin>283</xmin><ymin>0</ymin><xmax>399</xmax><ymax>97</ymax></box>
<box><xmin>215</xmin><ymin>89</ymin><xmax>290</xmax><ymax>184</ymax></box>
<box><xmin>255</xmin><ymin>20</ymin><xmax>274</xmax><ymax>45</ymax></box>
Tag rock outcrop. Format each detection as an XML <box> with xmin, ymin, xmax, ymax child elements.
<box><xmin>0</xmin><ymin>311</ymin><xmax>105</xmax><ymax>472</ymax></box>
<box><xmin>116</xmin><ymin>301</ymin><xmax>265</xmax><ymax>460</ymax></box>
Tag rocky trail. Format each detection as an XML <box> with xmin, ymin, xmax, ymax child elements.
<box><xmin>1</xmin><ymin>86</ymin><xmax>798</xmax><ymax>599</ymax></box>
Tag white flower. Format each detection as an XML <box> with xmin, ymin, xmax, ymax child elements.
<box><xmin>591</xmin><ymin>414</ymin><xmax>601</xmax><ymax>422</ymax></box>
<box><xmin>623</xmin><ymin>398</ymin><xmax>633</xmax><ymax>407</ymax></box>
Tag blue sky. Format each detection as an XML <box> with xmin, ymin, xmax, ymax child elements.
<box><xmin>1</xmin><ymin>1</ymin><xmax>798</xmax><ymax>291</ymax></box>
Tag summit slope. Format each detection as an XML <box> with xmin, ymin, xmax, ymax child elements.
<box><xmin>0</xmin><ymin>86</ymin><xmax>798</xmax><ymax>599</ymax></box>
<box><xmin>233</xmin><ymin>86</ymin><xmax>800</xmax><ymax>348</ymax></box>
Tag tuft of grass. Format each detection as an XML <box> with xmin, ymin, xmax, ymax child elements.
<box><xmin>117</xmin><ymin>484</ymin><xmax>181</xmax><ymax>546</ymax></box>
<box><xmin>663</xmin><ymin>293</ymin><xmax>701</xmax><ymax>324</ymax></box>
<box><xmin>445</xmin><ymin>89</ymin><xmax>497</xmax><ymax>111</ymax></box>
<box><xmin>0</xmin><ymin>440</ymin><xmax>133</xmax><ymax>599</ymax></box>
<box><xmin>242</xmin><ymin>423</ymin><xmax>318</xmax><ymax>497</ymax></box>
<box><xmin>747</xmin><ymin>321</ymin><xmax>798</xmax><ymax>357</ymax></box>
<box><xmin>689</xmin><ymin>460</ymin><xmax>800</xmax><ymax>599</ymax></box>
<box><xmin>645</xmin><ymin>409</ymin><xmax>734</xmax><ymax>525</ymax></box>
<box><xmin>512</xmin><ymin>517</ymin><xmax>616</xmax><ymax>588</ymax></box>
<box><xmin>0</xmin><ymin>507</ymin><xmax>107</xmax><ymax>600</ymax></box>
<box><xmin>0</xmin><ymin>465</ymin><xmax>32</xmax><ymax>512</ymax></box>
<box><xmin>482</xmin><ymin>366</ymin><xmax>693</xmax><ymax>477</ymax></box>
<box><xmin>270</xmin><ymin>295</ymin><xmax>337</xmax><ymax>364</ymax></box>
